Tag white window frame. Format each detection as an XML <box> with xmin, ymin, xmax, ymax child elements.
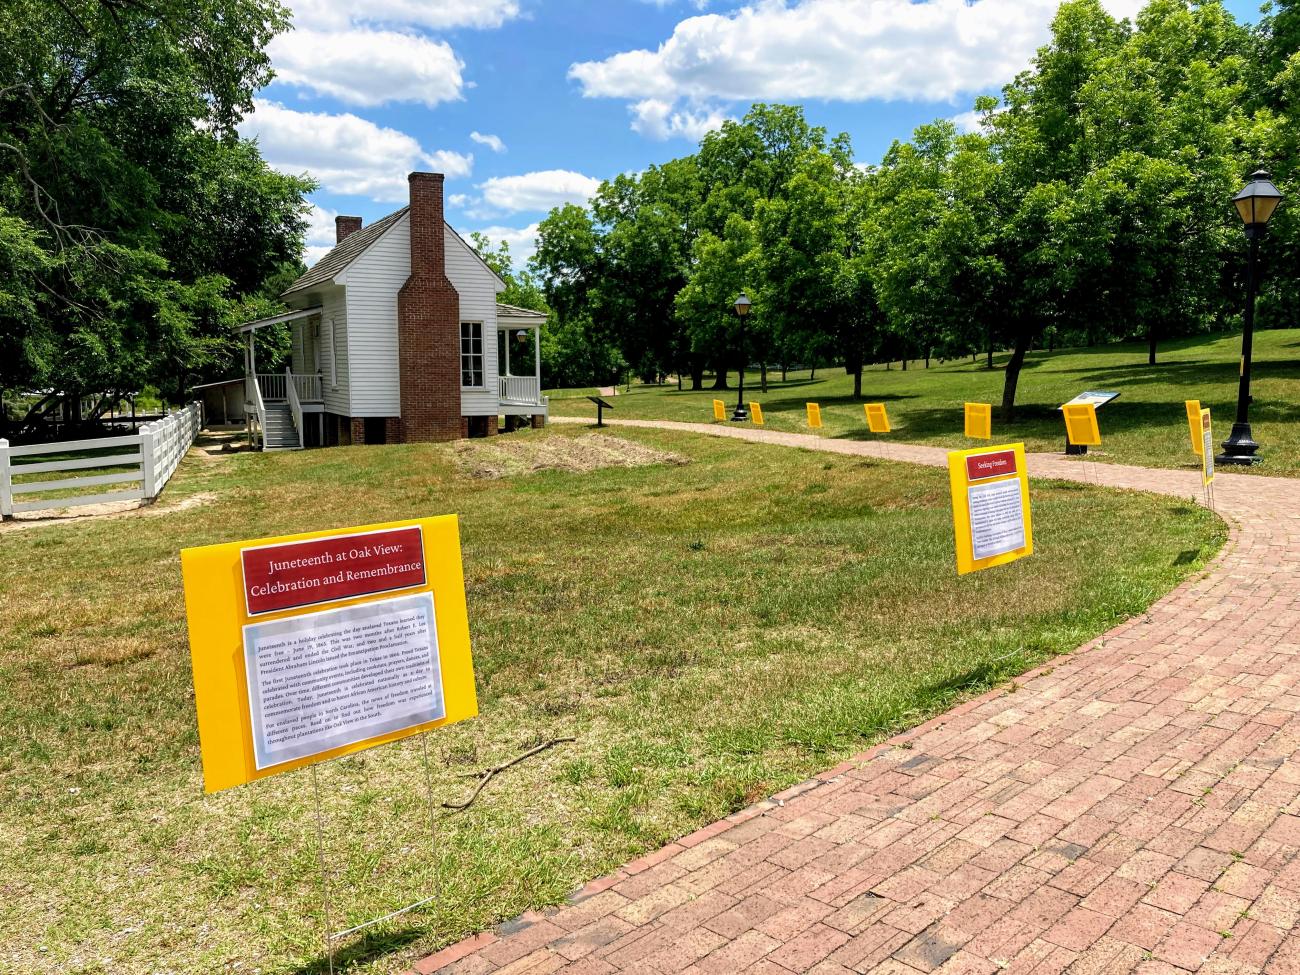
<box><xmin>460</xmin><ymin>321</ymin><xmax>485</xmax><ymax>389</ymax></box>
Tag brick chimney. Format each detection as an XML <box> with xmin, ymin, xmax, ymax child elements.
<box><xmin>397</xmin><ymin>172</ymin><xmax>462</xmax><ymax>442</ymax></box>
<box><xmin>335</xmin><ymin>215</ymin><xmax>362</xmax><ymax>242</ymax></box>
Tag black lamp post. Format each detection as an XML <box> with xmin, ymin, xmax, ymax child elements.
<box><xmin>731</xmin><ymin>292</ymin><xmax>752</xmax><ymax>421</ymax></box>
<box><xmin>1218</xmin><ymin>169</ymin><xmax>1284</xmax><ymax>466</ymax></box>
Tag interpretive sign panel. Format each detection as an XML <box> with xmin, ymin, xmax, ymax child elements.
<box><xmin>750</xmin><ymin>402</ymin><xmax>765</xmax><ymax>425</ymax></box>
<box><xmin>864</xmin><ymin>403</ymin><xmax>890</xmax><ymax>433</ymax></box>
<box><xmin>964</xmin><ymin>403</ymin><xmax>991</xmax><ymax>439</ymax></box>
<box><xmin>1200</xmin><ymin>409</ymin><xmax>1214</xmax><ymax>485</ymax></box>
<box><xmin>244</xmin><ymin>593</ymin><xmax>444</xmax><ymax>770</ymax></box>
<box><xmin>1186</xmin><ymin>400</ymin><xmax>1203</xmax><ymax>456</ymax></box>
<box><xmin>712</xmin><ymin>399</ymin><xmax>726</xmax><ymax>421</ymax></box>
<box><xmin>181</xmin><ymin>516</ymin><xmax>476</xmax><ymax>792</ymax></box>
<box><xmin>242</xmin><ymin>526</ymin><xmax>426</xmax><ymax>616</ymax></box>
<box><xmin>947</xmin><ymin>443</ymin><xmax>1033</xmax><ymax>575</ymax></box>
<box><xmin>1060</xmin><ymin>390</ymin><xmax>1120</xmax><ymax>410</ymax></box>
<box><xmin>807</xmin><ymin>403</ymin><xmax>823</xmax><ymax>428</ymax></box>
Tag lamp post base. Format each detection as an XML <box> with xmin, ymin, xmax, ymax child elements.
<box><xmin>730</xmin><ymin>407</ymin><xmax>748</xmax><ymax>422</ymax></box>
<box><xmin>1216</xmin><ymin>422</ymin><xmax>1262</xmax><ymax>466</ymax></box>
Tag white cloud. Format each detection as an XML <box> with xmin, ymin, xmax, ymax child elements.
<box><xmin>477</xmin><ymin>170</ymin><xmax>602</xmax><ymax>213</ymax></box>
<box><xmin>466</xmin><ymin>222</ymin><xmax>542</xmax><ymax>266</ymax></box>
<box><xmin>571</xmin><ymin>0</ymin><xmax>1146</xmax><ymax>133</ymax></box>
<box><xmin>288</xmin><ymin>0</ymin><xmax>520</xmax><ymax>32</ymax></box>
<box><xmin>630</xmin><ymin>98</ymin><xmax>729</xmax><ymax>140</ymax></box>
<box><xmin>302</xmin><ymin>203</ymin><xmax>338</xmax><ymax>266</ymax></box>
<box><xmin>470</xmin><ymin>131</ymin><xmax>507</xmax><ymax>153</ymax></box>
<box><xmin>949</xmin><ymin>109</ymin><xmax>984</xmax><ymax>135</ymax></box>
<box><xmin>448</xmin><ymin>193</ymin><xmax>471</xmax><ymax>207</ymax></box>
<box><xmin>240</xmin><ymin>100</ymin><xmax>473</xmax><ymax>202</ymax></box>
<box><xmin>268</xmin><ymin>29</ymin><xmax>463</xmax><ymax>107</ymax></box>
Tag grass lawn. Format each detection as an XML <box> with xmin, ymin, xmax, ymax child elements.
<box><xmin>0</xmin><ymin>427</ymin><xmax>1223</xmax><ymax>974</ymax></box>
<box><xmin>550</xmin><ymin>327</ymin><xmax>1300</xmax><ymax>475</ymax></box>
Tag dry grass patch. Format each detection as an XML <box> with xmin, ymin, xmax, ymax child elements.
<box><xmin>0</xmin><ymin>426</ymin><xmax>1223</xmax><ymax>975</ymax></box>
<box><xmin>451</xmin><ymin>430</ymin><xmax>687</xmax><ymax>479</ymax></box>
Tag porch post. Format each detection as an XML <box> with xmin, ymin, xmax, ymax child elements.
<box><xmin>504</xmin><ymin>330</ymin><xmax>512</xmax><ymax>378</ymax></box>
<box><xmin>533</xmin><ymin>327</ymin><xmax>541</xmax><ymax>400</ymax></box>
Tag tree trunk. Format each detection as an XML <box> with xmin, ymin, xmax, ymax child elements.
<box><xmin>1148</xmin><ymin>326</ymin><xmax>1157</xmax><ymax>366</ymax></box>
<box><xmin>760</xmin><ymin>362</ymin><xmax>768</xmax><ymax>393</ymax></box>
<box><xmin>690</xmin><ymin>360</ymin><xmax>705</xmax><ymax>390</ymax></box>
<box><xmin>971</xmin><ymin>352</ymin><xmax>976</xmax><ymax>364</ymax></box>
<box><xmin>809</xmin><ymin>363</ymin><xmax>816</xmax><ymax>380</ymax></box>
<box><xmin>711</xmin><ymin>366</ymin><xmax>729</xmax><ymax>390</ymax></box>
<box><xmin>1000</xmin><ymin>332</ymin><xmax>1032</xmax><ymax>422</ymax></box>
<box><xmin>924</xmin><ymin>348</ymin><xmax>930</xmax><ymax>369</ymax></box>
<box><xmin>781</xmin><ymin>361</ymin><xmax>788</xmax><ymax>382</ymax></box>
<box><xmin>853</xmin><ymin>363</ymin><xmax>863</xmax><ymax>399</ymax></box>
<box><xmin>677</xmin><ymin>371</ymin><xmax>682</xmax><ymax>391</ymax></box>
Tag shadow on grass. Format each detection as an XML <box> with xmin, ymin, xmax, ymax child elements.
<box><xmin>291</xmin><ymin>926</ymin><xmax>425</xmax><ymax>975</ymax></box>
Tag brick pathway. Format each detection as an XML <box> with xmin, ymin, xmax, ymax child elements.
<box><xmin>410</xmin><ymin>420</ymin><xmax>1300</xmax><ymax>975</ymax></box>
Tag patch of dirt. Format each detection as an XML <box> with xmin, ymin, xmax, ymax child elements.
<box><xmin>452</xmin><ymin>432</ymin><xmax>687</xmax><ymax>479</ymax></box>
<box><xmin>0</xmin><ymin>490</ymin><xmax>217</xmax><ymax>533</ymax></box>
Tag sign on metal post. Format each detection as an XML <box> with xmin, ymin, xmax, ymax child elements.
<box><xmin>1185</xmin><ymin>400</ymin><xmax>1203</xmax><ymax>456</ymax></box>
<box><xmin>1059</xmin><ymin>391</ymin><xmax>1119</xmax><ymax>455</ymax></box>
<box><xmin>947</xmin><ymin>443</ymin><xmax>1034</xmax><ymax>575</ymax></box>
<box><xmin>1200</xmin><ymin>408</ymin><xmax>1215</xmax><ymax>508</ymax></box>
<box><xmin>181</xmin><ymin>516</ymin><xmax>477</xmax><ymax>793</ymax></box>
<box><xmin>1062</xmin><ymin>403</ymin><xmax>1102</xmax><ymax>447</ymax></box>
<box><xmin>964</xmin><ymin>403</ymin><xmax>991</xmax><ymax>440</ymax></box>
<box><xmin>587</xmin><ymin>395</ymin><xmax>614</xmax><ymax>427</ymax></box>
<box><xmin>864</xmin><ymin>403</ymin><xmax>891</xmax><ymax>433</ymax></box>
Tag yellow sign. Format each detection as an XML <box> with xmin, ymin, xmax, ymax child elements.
<box><xmin>964</xmin><ymin>403</ymin><xmax>992</xmax><ymax>439</ymax></box>
<box><xmin>806</xmin><ymin>403</ymin><xmax>823</xmax><ymax>428</ymax></box>
<box><xmin>1186</xmin><ymin>400</ymin><xmax>1203</xmax><ymax>456</ymax></box>
<box><xmin>712</xmin><ymin>399</ymin><xmax>726</xmax><ymax>421</ymax></box>
<box><xmin>864</xmin><ymin>403</ymin><xmax>891</xmax><ymax>433</ymax></box>
<box><xmin>1062</xmin><ymin>403</ymin><xmax>1101</xmax><ymax>446</ymax></box>
<box><xmin>1200</xmin><ymin>408</ymin><xmax>1214</xmax><ymax>485</ymax></box>
<box><xmin>750</xmin><ymin>402</ymin><xmax>764</xmax><ymax>425</ymax></box>
<box><xmin>947</xmin><ymin>443</ymin><xmax>1033</xmax><ymax>575</ymax></box>
<box><xmin>181</xmin><ymin>516</ymin><xmax>477</xmax><ymax>793</ymax></box>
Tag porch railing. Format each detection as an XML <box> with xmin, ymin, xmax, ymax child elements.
<box><xmin>286</xmin><ymin>367</ymin><xmax>303</xmax><ymax>445</ymax></box>
<box><xmin>292</xmin><ymin>372</ymin><xmax>322</xmax><ymax>402</ymax></box>
<box><xmin>256</xmin><ymin>372</ymin><xmax>321</xmax><ymax>402</ymax></box>
<box><xmin>499</xmin><ymin>376</ymin><xmax>541</xmax><ymax>404</ymax></box>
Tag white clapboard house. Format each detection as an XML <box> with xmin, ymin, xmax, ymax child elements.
<box><xmin>237</xmin><ymin>171</ymin><xmax>548</xmax><ymax>450</ymax></box>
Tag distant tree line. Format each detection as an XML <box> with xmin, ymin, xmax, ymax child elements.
<box><xmin>0</xmin><ymin>0</ymin><xmax>310</xmax><ymax>435</ymax></box>
<box><xmin>521</xmin><ymin>0</ymin><xmax>1300</xmax><ymax>417</ymax></box>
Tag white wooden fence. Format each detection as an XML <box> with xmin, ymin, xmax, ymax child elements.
<box><xmin>0</xmin><ymin>402</ymin><xmax>202</xmax><ymax>519</ymax></box>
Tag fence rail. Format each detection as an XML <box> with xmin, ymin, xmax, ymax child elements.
<box><xmin>0</xmin><ymin>402</ymin><xmax>202</xmax><ymax>519</ymax></box>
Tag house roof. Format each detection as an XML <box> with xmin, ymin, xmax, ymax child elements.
<box><xmin>283</xmin><ymin>208</ymin><xmax>409</xmax><ymax>297</ymax></box>
<box><xmin>496</xmin><ymin>302</ymin><xmax>548</xmax><ymax>321</ymax></box>
<box><xmin>237</xmin><ymin>304</ymin><xmax>322</xmax><ymax>333</ymax></box>
<box><xmin>283</xmin><ymin>207</ymin><xmax>509</xmax><ymax>298</ymax></box>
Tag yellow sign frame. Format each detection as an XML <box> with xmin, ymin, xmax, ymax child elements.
<box><xmin>181</xmin><ymin>515</ymin><xmax>477</xmax><ymax>793</ymax></box>
<box><xmin>964</xmin><ymin>402</ymin><xmax>992</xmax><ymax>439</ymax></box>
<box><xmin>864</xmin><ymin>403</ymin><xmax>890</xmax><ymax>433</ymax></box>
<box><xmin>947</xmin><ymin>443</ymin><xmax>1033</xmax><ymax>575</ymax></box>
<box><xmin>806</xmin><ymin>403</ymin><xmax>823</xmax><ymax>429</ymax></box>
<box><xmin>1200</xmin><ymin>408</ymin><xmax>1214</xmax><ymax>485</ymax></box>
<box><xmin>750</xmin><ymin>402</ymin><xmax>764</xmax><ymax>425</ymax></box>
<box><xmin>1185</xmin><ymin>400</ymin><xmax>1203</xmax><ymax>456</ymax></box>
<box><xmin>712</xmin><ymin>399</ymin><xmax>726</xmax><ymax>421</ymax></box>
<box><xmin>1062</xmin><ymin>403</ymin><xmax>1101</xmax><ymax>447</ymax></box>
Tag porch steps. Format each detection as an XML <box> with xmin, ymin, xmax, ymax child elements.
<box><xmin>261</xmin><ymin>401</ymin><xmax>302</xmax><ymax>451</ymax></box>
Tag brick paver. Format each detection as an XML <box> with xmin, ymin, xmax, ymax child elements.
<box><xmin>410</xmin><ymin>419</ymin><xmax>1300</xmax><ymax>974</ymax></box>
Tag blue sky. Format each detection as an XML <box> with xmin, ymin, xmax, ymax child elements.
<box><xmin>239</xmin><ymin>0</ymin><xmax>1261</xmax><ymax>268</ymax></box>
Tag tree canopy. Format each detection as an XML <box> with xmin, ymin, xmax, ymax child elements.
<box><xmin>1</xmin><ymin>0</ymin><xmax>311</xmax><ymax>431</ymax></box>
<box><xmin>532</xmin><ymin>0</ymin><xmax>1297</xmax><ymax>417</ymax></box>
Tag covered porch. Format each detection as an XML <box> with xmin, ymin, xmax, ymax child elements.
<box><xmin>496</xmin><ymin>304</ymin><xmax>548</xmax><ymax>417</ymax></box>
<box><xmin>238</xmin><ymin>305</ymin><xmax>324</xmax><ymax>451</ymax></box>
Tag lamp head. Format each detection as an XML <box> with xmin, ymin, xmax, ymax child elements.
<box><xmin>1234</xmin><ymin>169</ymin><xmax>1283</xmax><ymax>232</ymax></box>
<box><xmin>733</xmin><ymin>293</ymin><xmax>752</xmax><ymax>317</ymax></box>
